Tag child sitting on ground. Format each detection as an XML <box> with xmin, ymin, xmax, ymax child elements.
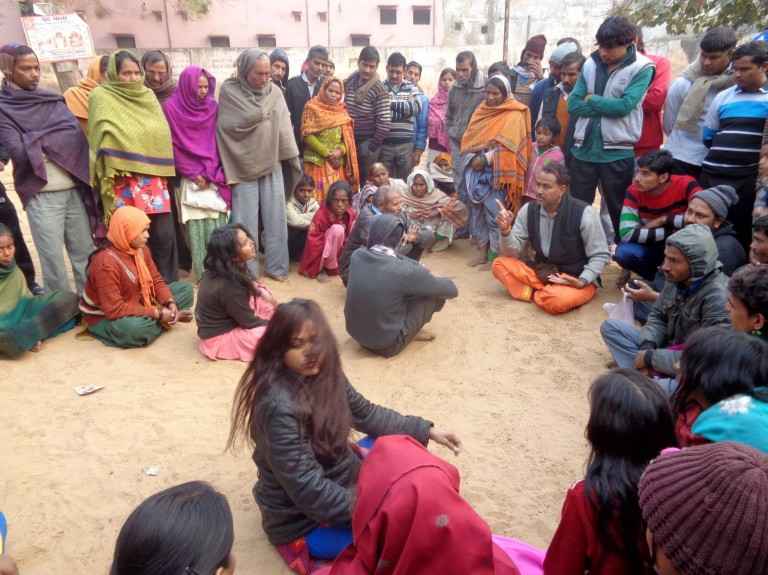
<box><xmin>0</xmin><ymin>224</ymin><xmax>79</xmax><ymax>357</ymax></box>
<box><xmin>195</xmin><ymin>224</ymin><xmax>277</xmax><ymax>363</ymax></box>
<box><xmin>286</xmin><ymin>175</ymin><xmax>320</xmax><ymax>262</ymax></box>
<box><xmin>544</xmin><ymin>369</ymin><xmax>677</xmax><ymax>573</ymax></box>
<box><xmin>524</xmin><ymin>117</ymin><xmax>565</xmax><ymax>204</ymax></box>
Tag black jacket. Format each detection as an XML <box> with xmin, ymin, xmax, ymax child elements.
<box><xmin>285</xmin><ymin>75</ymin><xmax>322</xmax><ymax>152</ymax></box>
<box><xmin>252</xmin><ymin>372</ymin><xmax>432</xmax><ymax>545</ymax></box>
<box><xmin>194</xmin><ymin>272</ymin><xmax>268</xmax><ymax>340</ymax></box>
<box><xmin>713</xmin><ymin>223</ymin><xmax>747</xmax><ymax>276</ymax></box>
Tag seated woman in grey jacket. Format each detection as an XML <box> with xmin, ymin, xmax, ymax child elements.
<box><xmin>227</xmin><ymin>298</ymin><xmax>461</xmax><ymax>570</ymax></box>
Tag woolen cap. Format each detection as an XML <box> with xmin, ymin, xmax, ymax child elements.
<box><xmin>522</xmin><ymin>34</ymin><xmax>547</xmax><ymax>59</ymax></box>
<box><xmin>694</xmin><ymin>185</ymin><xmax>739</xmax><ymax>219</ymax></box>
<box><xmin>550</xmin><ymin>42</ymin><xmax>579</xmax><ymax>64</ymax></box>
<box><xmin>639</xmin><ymin>442</ymin><xmax>768</xmax><ymax>575</ymax></box>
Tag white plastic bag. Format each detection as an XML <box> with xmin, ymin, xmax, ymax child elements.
<box><xmin>602</xmin><ymin>293</ymin><xmax>635</xmax><ymax>324</ymax></box>
<box><xmin>180</xmin><ymin>179</ymin><xmax>227</xmax><ymax>213</ymax></box>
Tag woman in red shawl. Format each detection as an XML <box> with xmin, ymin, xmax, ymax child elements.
<box><xmin>299</xmin><ymin>181</ymin><xmax>356</xmax><ymax>281</ymax></box>
<box><xmin>318</xmin><ymin>435</ymin><xmax>522</xmax><ymax>575</ymax></box>
<box><xmin>301</xmin><ymin>78</ymin><xmax>360</xmax><ymax>204</ymax></box>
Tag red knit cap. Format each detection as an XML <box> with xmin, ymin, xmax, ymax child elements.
<box><xmin>639</xmin><ymin>443</ymin><xmax>768</xmax><ymax>575</ymax></box>
<box><xmin>522</xmin><ymin>34</ymin><xmax>547</xmax><ymax>59</ymax></box>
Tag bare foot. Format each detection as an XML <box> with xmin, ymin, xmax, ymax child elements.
<box><xmin>467</xmin><ymin>252</ymin><xmax>487</xmax><ymax>267</ymax></box>
<box><xmin>177</xmin><ymin>310</ymin><xmax>194</xmax><ymax>323</ymax></box>
<box><xmin>414</xmin><ymin>329</ymin><xmax>436</xmax><ymax>342</ymax></box>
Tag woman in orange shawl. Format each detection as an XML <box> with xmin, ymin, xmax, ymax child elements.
<box><xmin>63</xmin><ymin>56</ymin><xmax>107</xmax><ymax>132</ymax></box>
<box><xmin>301</xmin><ymin>77</ymin><xmax>360</xmax><ymax>204</ymax></box>
<box><xmin>460</xmin><ymin>74</ymin><xmax>531</xmax><ymax>267</ymax></box>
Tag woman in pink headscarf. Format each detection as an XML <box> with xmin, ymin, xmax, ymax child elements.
<box><xmin>162</xmin><ymin>65</ymin><xmax>230</xmax><ymax>280</ymax></box>
<box><xmin>427</xmin><ymin>68</ymin><xmax>457</xmax><ymax>159</ymax></box>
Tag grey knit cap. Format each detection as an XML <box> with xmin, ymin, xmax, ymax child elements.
<box><xmin>693</xmin><ymin>185</ymin><xmax>739</xmax><ymax>219</ymax></box>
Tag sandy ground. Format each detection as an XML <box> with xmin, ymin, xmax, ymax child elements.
<box><xmin>1</xmin><ymin>182</ymin><xmax>622</xmax><ymax>574</ymax></box>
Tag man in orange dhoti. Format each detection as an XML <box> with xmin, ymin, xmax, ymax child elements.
<box><xmin>492</xmin><ymin>163</ymin><xmax>610</xmax><ymax>314</ymax></box>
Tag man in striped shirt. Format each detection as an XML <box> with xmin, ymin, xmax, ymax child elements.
<box><xmin>701</xmin><ymin>41</ymin><xmax>768</xmax><ymax>249</ymax></box>
<box><xmin>615</xmin><ymin>150</ymin><xmax>701</xmax><ymax>280</ymax></box>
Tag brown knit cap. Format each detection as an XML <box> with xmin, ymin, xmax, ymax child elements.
<box><xmin>639</xmin><ymin>442</ymin><xmax>768</xmax><ymax>575</ymax></box>
<box><xmin>522</xmin><ymin>34</ymin><xmax>547</xmax><ymax>59</ymax></box>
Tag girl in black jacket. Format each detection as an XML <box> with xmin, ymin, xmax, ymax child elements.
<box><xmin>227</xmin><ymin>298</ymin><xmax>461</xmax><ymax>568</ymax></box>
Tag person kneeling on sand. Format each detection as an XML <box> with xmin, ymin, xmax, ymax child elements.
<box><xmin>345</xmin><ymin>214</ymin><xmax>458</xmax><ymax>357</ymax></box>
<box><xmin>80</xmin><ymin>206</ymin><xmax>194</xmax><ymax>348</ymax></box>
<box><xmin>492</xmin><ymin>162</ymin><xmax>610</xmax><ymax>315</ymax></box>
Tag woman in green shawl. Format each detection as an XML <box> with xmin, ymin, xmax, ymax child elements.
<box><xmin>0</xmin><ymin>224</ymin><xmax>79</xmax><ymax>357</ymax></box>
<box><xmin>88</xmin><ymin>50</ymin><xmax>179</xmax><ymax>283</ymax></box>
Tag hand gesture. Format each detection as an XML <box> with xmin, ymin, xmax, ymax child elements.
<box><xmin>644</xmin><ymin>216</ymin><xmax>667</xmax><ymax>229</ymax></box>
<box><xmin>634</xmin><ymin>351</ymin><xmax>651</xmax><ymax>375</ymax></box>
<box><xmin>429</xmin><ymin>428</ymin><xmax>463</xmax><ymax>455</ymax></box>
<box><xmin>547</xmin><ymin>272</ymin><xmax>587</xmax><ymax>289</ymax></box>
<box><xmin>623</xmin><ymin>280</ymin><xmax>659</xmax><ymax>303</ymax></box>
<box><xmin>496</xmin><ymin>199</ymin><xmax>514</xmax><ymax>237</ymax></box>
<box><xmin>404</xmin><ymin>223</ymin><xmax>420</xmax><ymax>244</ymax></box>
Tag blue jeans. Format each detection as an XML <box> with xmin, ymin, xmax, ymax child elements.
<box><xmin>614</xmin><ymin>242</ymin><xmax>666</xmax><ymax>281</ymax></box>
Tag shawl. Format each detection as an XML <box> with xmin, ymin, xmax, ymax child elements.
<box><xmin>0</xmin><ymin>262</ymin><xmax>29</xmax><ymax>316</ymax></box>
<box><xmin>301</xmin><ymin>77</ymin><xmax>360</xmax><ymax>188</ymax></box>
<box><xmin>106</xmin><ymin>206</ymin><xmax>154</xmax><ymax>307</ymax></box>
<box><xmin>216</xmin><ymin>49</ymin><xmax>299</xmax><ymax>184</ymax></box>
<box><xmin>162</xmin><ymin>65</ymin><xmax>231</xmax><ymax>206</ymax></box>
<box><xmin>63</xmin><ymin>58</ymin><xmax>103</xmax><ymax>121</ymax></box>
<box><xmin>675</xmin><ymin>59</ymin><xmax>735</xmax><ymax>134</ymax></box>
<box><xmin>429</xmin><ymin>152</ymin><xmax>454</xmax><ymax>184</ymax></box>
<box><xmin>461</xmin><ymin>98</ymin><xmax>532</xmax><ymax>208</ymax></box>
<box><xmin>428</xmin><ymin>83</ymin><xmax>451</xmax><ymax>150</ymax></box>
<box><xmin>403</xmin><ymin>168</ymin><xmax>467</xmax><ymax>227</ymax></box>
<box><xmin>89</xmin><ymin>51</ymin><xmax>175</xmax><ymax>215</ymax></box>
<box><xmin>328</xmin><ymin>435</ymin><xmax>521</xmax><ymax>575</ymax></box>
<box><xmin>0</xmin><ymin>57</ymin><xmax>93</xmax><ymax>209</ymax></box>
<box><xmin>298</xmin><ymin>204</ymin><xmax>356</xmax><ymax>278</ymax></box>
<box><xmin>141</xmin><ymin>50</ymin><xmax>176</xmax><ymax>103</ymax></box>
<box><xmin>354</xmin><ymin>182</ymin><xmax>378</xmax><ymax>212</ymax></box>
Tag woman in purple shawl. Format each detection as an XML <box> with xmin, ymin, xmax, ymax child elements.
<box><xmin>162</xmin><ymin>66</ymin><xmax>230</xmax><ymax>280</ymax></box>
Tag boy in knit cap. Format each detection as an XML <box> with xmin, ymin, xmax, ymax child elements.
<box><xmin>639</xmin><ymin>442</ymin><xmax>768</xmax><ymax>575</ymax></box>
<box><xmin>509</xmin><ymin>34</ymin><xmax>547</xmax><ymax>107</ymax></box>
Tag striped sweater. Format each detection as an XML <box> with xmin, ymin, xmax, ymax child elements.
<box><xmin>382</xmin><ymin>80</ymin><xmax>422</xmax><ymax>146</ymax></box>
<box><xmin>703</xmin><ymin>86</ymin><xmax>768</xmax><ymax>178</ymax></box>
<box><xmin>618</xmin><ymin>175</ymin><xmax>701</xmax><ymax>244</ymax></box>
<box><xmin>344</xmin><ymin>73</ymin><xmax>392</xmax><ymax>150</ymax></box>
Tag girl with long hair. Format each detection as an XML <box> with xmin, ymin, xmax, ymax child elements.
<box><xmin>227</xmin><ymin>299</ymin><xmax>461</xmax><ymax>572</ymax></box>
<box><xmin>544</xmin><ymin>369</ymin><xmax>677</xmax><ymax>574</ymax></box>
<box><xmin>110</xmin><ymin>481</ymin><xmax>235</xmax><ymax>575</ymax></box>
<box><xmin>195</xmin><ymin>224</ymin><xmax>277</xmax><ymax>362</ymax></box>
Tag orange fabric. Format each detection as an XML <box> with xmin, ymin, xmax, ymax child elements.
<box><xmin>460</xmin><ymin>99</ymin><xmax>532</xmax><ymax>211</ymax></box>
<box><xmin>301</xmin><ymin>77</ymin><xmax>360</xmax><ymax>190</ymax></box>
<box><xmin>106</xmin><ymin>206</ymin><xmax>155</xmax><ymax>307</ymax></box>
<box><xmin>492</xmin><ymin>257</ymin><xmax>597</xmax><ymax>315</ymax></box>
<box><xmin>303</xmin><ymin>160</ymin><xmax>344</xmax><ymax>205</ymax></box>
<box><xmin>63</xmin><ymin>58</ymin><xmax>102</xmax><ymax>121</ymax></box>
<box><xmin>554</xmin><ymin>97</ymin><xmax>569</xmax><ymax>150</ymax></box>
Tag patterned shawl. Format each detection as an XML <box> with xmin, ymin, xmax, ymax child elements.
<box><xmin>63</xmin><ymin>58</ymin><xmax>103</xmax><ymax>121</ymax></box>
<box><xmin>162</xmin><ymin>65</ymin><xmax>231</xmax><ymax>206</ymax></box>
<box><xmin>301</xmin><ymin>77</ymin><xmax>360</xmax><ymax>188</ymax></box>
<box><xmin>88</xmin><ymin>50</ymin><xmax>175</xmax><ymax>215</ymax></box>
<box><xmin>403</xmin><ymin>168</ymin><xmax>467</xmax><ymax>227</ymax></box>
<box><xmin>461</xmin><ymin>97</ymin><xmax>531</xmax><ymax>209</ymax></box>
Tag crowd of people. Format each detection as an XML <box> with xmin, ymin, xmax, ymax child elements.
<box><xmin>1</xmin><ymin>12</ymin><xmax>768</xmax><ymax>575</ymax></box>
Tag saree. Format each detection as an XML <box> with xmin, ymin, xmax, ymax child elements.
<box><xmin>301</xmin><ymin>78</ymin><xmax>360</xmax><ymax>203</ymax></box>
<box><xmin>63</xmin><ymin>58</ymin><xmax>103</xmax><ymax>130</ymax></box>
<box><xmin>461</xmin><ymin>99</ymin><xmax>532</xmax><ymax>213</ymax></box>
<box><xmin>402</xmin><ymin>168</ymin><xmax>467</xmax><ymax>243</ymax></box>
<box><xmin>88</xmin><ymin>51</ymin><xmax>175</xmax><ymax>216</ymax></box>
<box><xmin>298</xmin><ymin>205</ymin><xmax>357</xmax><ymax>278</ymax></box>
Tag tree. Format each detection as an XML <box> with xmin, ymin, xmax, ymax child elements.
<box><xmin>612</xmin><ymin>0</ymin><xmax>768</xmax><ymax>35</ymax></box>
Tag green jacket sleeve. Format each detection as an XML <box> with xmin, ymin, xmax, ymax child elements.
<box><xmin>304</xmin><ymin>134</ymin><xmax>330</xmax><ymax>158</ymax></box>
<box><xmin>584</xmin><ymin>67</ymin><xmax>654</xmax><ymax>118</ymax></box>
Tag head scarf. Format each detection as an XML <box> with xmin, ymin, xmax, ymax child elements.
<box><xmin>63</xmin><ymin>58</ymin><xmax>103</xmax><ymax>121</ymax></box>
<box><xmin>329</xmin><ymin>435</ymin><xmax>521</xmax><ymax>574</ymax></box>
<box><xmin>430</xmin><ymin>152</ymin><xmax>454</xmax><ymax>184</ymax></box>
<box><xmin>0</xmin><ymin>44</ymin><xmax>100</xmax><ymax>229</ymax></box>
<box><xmin>269</xmin><ymin>48</ymin><xmax>290</xmax><ymax>89</ymax></box>
<box><xmin>88</xmin><ymin>51</ymin><xmax>175</xmax><ymax>216</ymax></box>
<box><xmin>107</xmin><ymin>206</ymin><xmax>155</xmax><ymax>307</ymax></box>
<box><xmin>488</xmin><ymin>74</ymin><xmax>512</xmax><ymax>101</ymax></box>
<box><xmin>216</xmin><ymin>49</ymin><xmax>299</xmax><ymax>184</ymax></box>
<box><xmin>141</xmin><ymin>50</ymin><xmax>175</xmax><ymax>103</ymax></box>
<box><xmin>428</xmin><ymin>71</ymin><xmax>453</xmax><ymax>151</ymax></box>
<box><xmin>403</xmin><ymin>168</ymin><xmax>467</xmax><ymax>227</ymax></box>
<box><xmin>162</xmin><ymin>65</ymin><xmax>231</xmax><ymax>206</ymax></box>
<box><xmin>301</xmin><ymin>77</ymin><xmax>360</xmax><ymax>188</ymax></box>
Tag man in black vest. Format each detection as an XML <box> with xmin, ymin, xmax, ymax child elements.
<box><xmin>285</xmin><ymin>45</ymin><xmax>328</xmax><ymax>152</ymax></box>
<box><xmin>492</xmin><ymin>163</ymin><xmax>610</xmax><ymax>314</ymax></box>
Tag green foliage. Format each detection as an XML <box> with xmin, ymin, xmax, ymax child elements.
<box><xmin>178</xmin><ymin>0</ymin><xmax>210</xmax><ymax>17</ymax></box>
<box><xmin>612</xmin><ymin>0</ymin><xmax>768</xmax><ymax>35</ymax></box>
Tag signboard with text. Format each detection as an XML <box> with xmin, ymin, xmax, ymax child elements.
<box><xmin>21</xmin><ymin>14</ymin><xmax>95</xmax><ymax>62</ymax></box>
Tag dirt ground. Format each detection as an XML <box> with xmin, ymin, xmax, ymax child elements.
<box><xmin>1</xmin><ymin>186</ymin><xmax>622</xmax><ymax>574</ymax></box>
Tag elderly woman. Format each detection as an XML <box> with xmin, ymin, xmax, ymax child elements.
<box><xmin>461</xmin><ymin>74</ymin><xmax>531</xmax><ymax>267</ymax></box>
<box><xmin>162</xmin><ymin>65</ymin><xmax>229</xmax><ymax>281</ymax></box>
<box><xmin>217</xmin><ymin>49</ymin><xmax>301</xmax><ymax>282</ymax></box>
<box><xmin>80</xmin><ymin>206</ymin><xmax>194</xmax><ymax>348</ymax></box>
<box><xmin>299</xmin><ymin>181</ymin><xmax>357</xmax><ymax>281</ymax></box>
<box><xmin>88</xmin><ymin>50</ymin><xmax>178</xmax><ymax>283</ymax></box>
<box><xmin>301</xmin><ymin>77</ymin><xmax>360</xmax><ymax>204</ymax></box>
<box><xmin>402</xmin><ymin>168</ymin><xmax>467</xmax><ymax>252</ymax></box>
